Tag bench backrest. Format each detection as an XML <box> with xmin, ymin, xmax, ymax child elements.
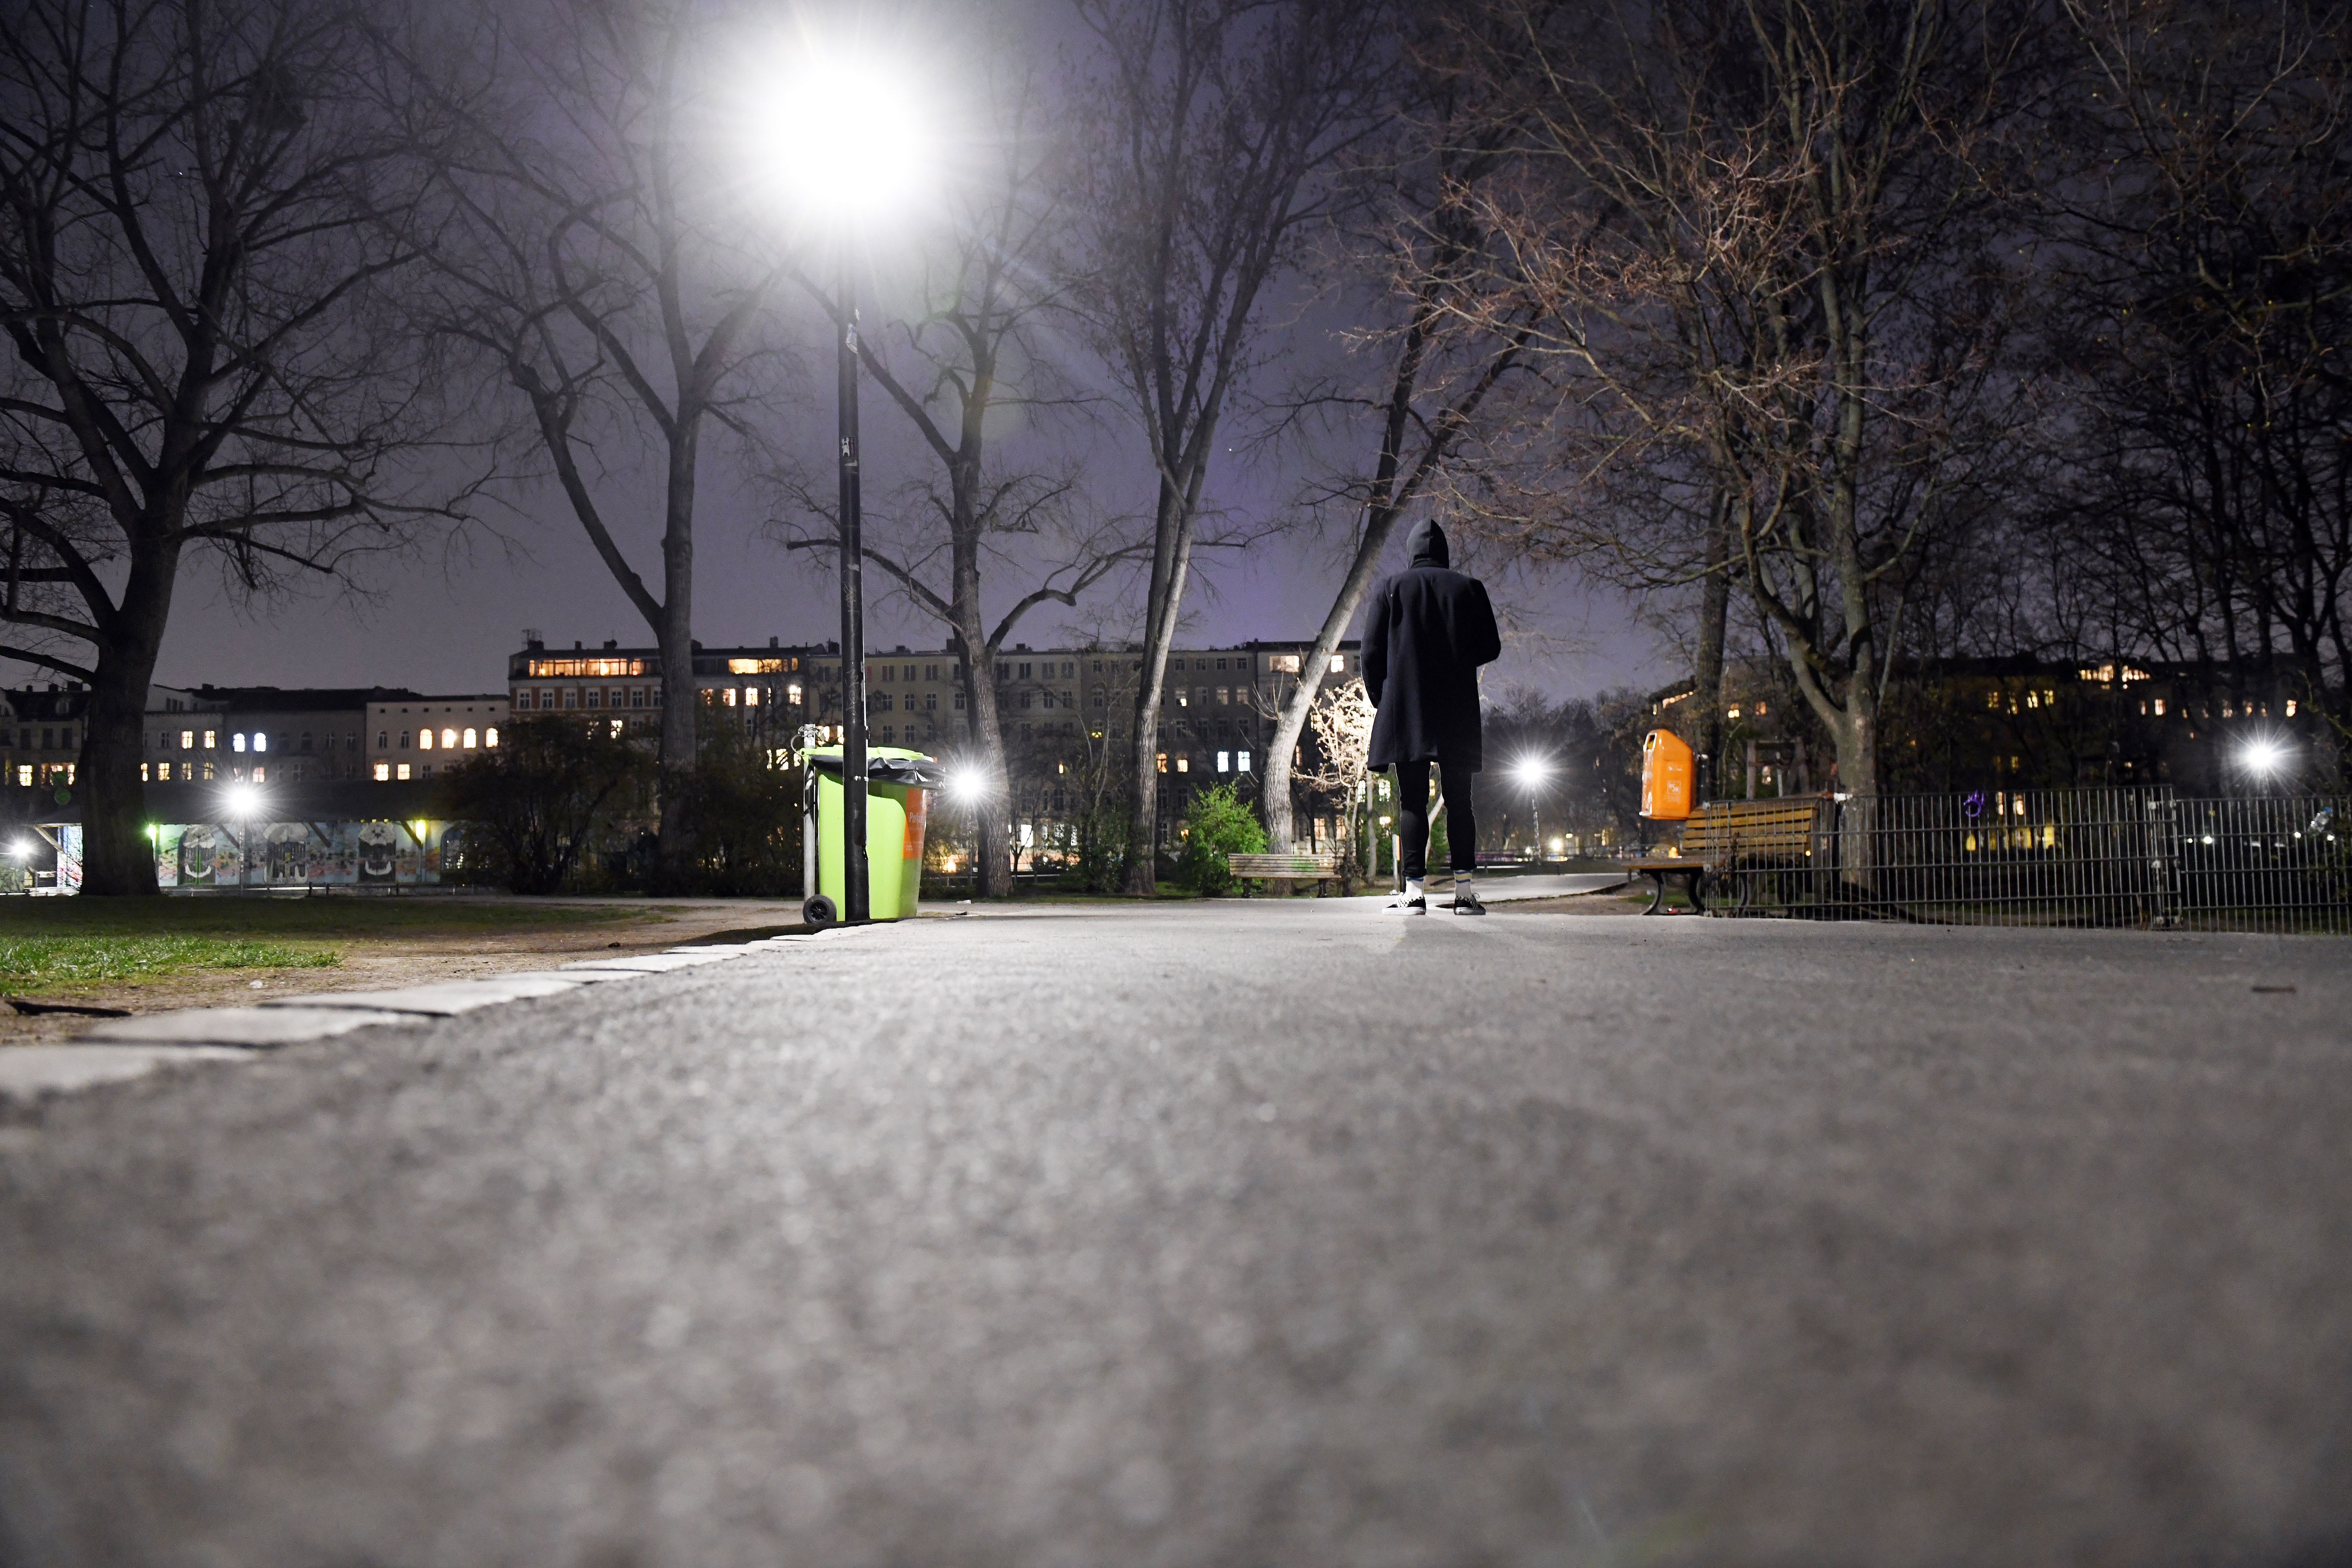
<box><xmin>1227</xmin><ymin>852</ymin><xmax>1341</xmax><ymax>875</ymax></box>
<box><xmin>1679</xmin><ymin>797</ymin><xmax>1832</xmax><ymax>865</ymax></box>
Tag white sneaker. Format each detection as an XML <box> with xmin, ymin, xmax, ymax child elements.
<box><xmin>1384</xmin><ymin>893</ymin><xmax>1428</xmax><ymax>916</ymax></box>
<box><xmin>1452</xmin><ymin>889</ymin><xmax>1487</xmax><ymax>916</ymax></box>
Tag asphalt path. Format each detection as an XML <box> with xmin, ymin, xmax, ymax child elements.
<box><xmin>3</xmin><ymin>901</ymin><xmax>2349</xmax><ymax>1567</ymax></box>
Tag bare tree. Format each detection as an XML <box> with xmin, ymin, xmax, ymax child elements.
<box><xmin>772</xmin><ymin>73</ymin><xmax>1137</xmax><ymax>898</ymax></box>
<box><xmin>1063</xmin><ymin>0</ymin><xmax>1392</xmax><ymax>892</ymax></box>
<box><xmin>0</xmin><ymin>0</ymin><xmax>468</xmax><ymax>895</ymax></box>
<box><xmin>416</xmin><ymin>0</ymin><xmax>785</xmax><ymax>883</ymax></box>
<box><xmin>2034</xmin><ymin>0</ymin><xmax>2352</xmax><ymax>771</ymax></box>
<box><xmin>1456</xmin><ymin>0</ymin><xmax>2038</xmax><ymax>805</ymax></box>
<box><xmin>1255</xmin><ymin>30</ymin><xmax>1540</xmax><ymax>851</ymax></box>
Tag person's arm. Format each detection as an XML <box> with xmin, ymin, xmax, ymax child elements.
<box><xmin>1361</xmin><ymin>583</ymin><xmax>1390</xmax><ymax>707</ymax></box>
<box><xmin>1466</xmin><ymin>581</ymin><xmax>1502</xmax><ymax>667</ymax></box>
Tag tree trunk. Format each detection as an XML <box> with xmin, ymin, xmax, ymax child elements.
<box><xmin>1123</xmin><ymin>481</ymin><xmax>1199</xmax><ymax>895</ymax></box>
<box><xmin>1260</xmin><ymin>508</ymin><xmax>1410</xmax><ymax>849</ymax></box>
<box><xmin>960</xmin><ymin>636</ymin><xmax>1013</xmax><ymax>899</ymax></box>
<box><xmin>654</xmin><ymin>424</ymin><xmax>698</xmax><ymax>891</ymax></box>
<box><xmin>73</xmin><ymin>541</ymin><xmax>180</xmax><ymax>896</ymax></box>
<box><xmin>1686</xmin><ymin>490</ymin><xmax>1735</xmax><ymax>795</ymax></box>
<box><xmin>1123</xmin><ymin>646</ymin><xmax>1169</xmax><ymax>894</ymax></box>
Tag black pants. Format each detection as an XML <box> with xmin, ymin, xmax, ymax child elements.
<box><xmin>1398</xmin><ymin>759</ymin><xmax>1475</xmax><ymax>880</ymax></box>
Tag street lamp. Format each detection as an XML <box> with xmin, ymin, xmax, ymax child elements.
<box><xmin>224</xmin><ymin>782</ymin><xmax>263</xmax><ymax>887</ymax></box>
<box><xmin>753</xmin><ymin>44</ymin><xmax>931</xmax><ymax>923</ymax></box>
<box><xmin>1510</xmin><ymin>755</ymin><xmax>1551</xmax><ymax>863</ymax></box>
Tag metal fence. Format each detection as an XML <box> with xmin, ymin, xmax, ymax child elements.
<box><xmin>1702</xmin><ymin>788</ymin><xmax>2351</xmax><ymax>933</ymax></box>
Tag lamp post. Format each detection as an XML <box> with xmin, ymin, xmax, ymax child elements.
<box><xmin>753</xmin><ymin>44</ymin><xmax>931</xmax><ymax>923</ymax></box>
<box><xmin>835</xmin><ymin>248</ymin><xmax>870</xmax><ymax>922</ymax></box>
<box><xmin>1512</xmin><ymin>756</ymin><xmax>1551</xmax><ymax>864</ymax></box>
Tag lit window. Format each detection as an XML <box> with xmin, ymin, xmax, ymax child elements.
<box><xmin>253</xmin><ymin>733</ymin><xmax>267</xmax><ymax>752</ymax></box>
<box><xmin>2153</xmin><ymin>699</ymin><xmax>2165</xmax><ymax>716</ymax></box>
<box><xmin>419</xmin><ymin>728</ymin><xmax>434</xmax><ymax>750</ymax></box>
<box><xmin>233</xmin><ymin>733</ymin><xmax>247</xmax><ymax>753</ymax></box>
<box><xmin>1217</xmin><ymin>750</ymin><xmax>1230</xmax><ymax>772</ymax></box>
<box><xmin>610</xmin><ymin>719</ymin><xmax>624</xmax><ymax>738</ymax></box>
<box><xmin>1755</xmin><ymin>701</ymin><xmax>1766</xmax><ymax>716</ymax></box>
<box><xmin>2044</xmin><ymin>689</ymin><xmax>2056</xmax><ymax>705</ymax></box>
<box><xmin>180</xmin><ymin>730</ymin><xmax>194</xmax><ymax>750</ymax></box>
<box><xmin>2287</xmin><ymin>699</ymin><xmax>2298</xmax><ymax>717</ymax></box>
<box><xmin>462</xmin><ymin>728</ymin><xmax>478</xmax><ymax>748</ymax></box>
<box><xmin>1216</xmin><ymin>688</ymin><xmax>1230</xmax><ymax>706</ymax></box>
<box><xmin>1176</xmin><ymin>755</ymin><xmax>1190</xmax><ymax>773</ymax></box>
<box><xmin>203</xmin><ymin>730</ymin><xmax>216</xmax><ymax>749</ymax></box>
<box><xmin>786</xmin><ymin>683</ymin><xmax>804</xmax><ymax>705</ymax></box>
<box><xmin>141</xmin><ymin>762</ymin><xmax>151</xmax><ymax>781</ymax></box>
<box><xmin>1329</xmin><ymin>655</ymin><xmax>1344</xmax><ymax>673</ymax></box>
<box><xmin>441</xmin><ymin>728</ymin><xmax>457</xmax><ymax>748</ymax></box>
<box><xmin>1987</xmin><ymin>691</ymin><xmax>2000</xmax><ymax>710</ymax></box>
<box><xmin>13</xmin><ymin>766</ymin><xmax>26</xmax><ymax>786</ymax></box>
<box><xmin>1175</xmin><ymin>690</ymin><xmax>1187</xmax><ymax>708</ymax></box>
<box><xmin>744</xmin><ymin>686</ymin><xmax>760</xmax><ymax>707</ymax></box>
<box><xmin>374</xmin><ymin>762</ymin><xmax>390</xmax><ymax>780</ymax></box>
<box><xmin>397</xmin><ymin>763</ymin><xmax>411</xmax><ymax>780</ymax></box>
<box><xmin>252</xmin><ymin>766</ymin><xmax>265</xmax><ymax>782</ymax></box>
<box><xmin>485</xmin><ymin>728</ymin><xmax>498</xmax><ymax>747</ymax></box>
<box><xmin>2026</xmin><ymin>691</ymin><xmax>2039</xmax><ymax>710</ymax></box>
<box><xmin>1238</xmin><ymin>750</ymin><xmax>1251</xmax><ymax>772</ymax></box>
<box><xmin>1727</xmin><ymin>705</ymin><xmax>1742</xmax><ymax>720</ymax></box>
<box><xmin>1156</xmin><ymin>753</ymin><xmax>1168</xmax><ymax>773</ymax></box>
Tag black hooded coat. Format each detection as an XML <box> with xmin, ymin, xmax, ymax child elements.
<box><xmin>1362</xmin><ymin>519</ymin><xmax>1502</xmax><ymax>770</ymax></box>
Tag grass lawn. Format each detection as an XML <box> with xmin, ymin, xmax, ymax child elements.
<box><xmin>0</xmin><ymin>935</ymin><xmax>343</xmax><ymax>993</ymax></box>
<box><xmin>0</xmin><ymin>897</ymin><xmax>670</xmax><ymax>996</ymax></box>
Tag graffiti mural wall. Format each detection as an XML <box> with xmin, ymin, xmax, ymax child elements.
<box><xmin>149</xmin><ymin>821</ymin><xmax>451</xmax><ymax>889</ymax></box>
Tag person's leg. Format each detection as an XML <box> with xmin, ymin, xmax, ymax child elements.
<box><xmin>1443</xmin><ymin>762</ymin><xmax>1485</xmax><ymax>912</ymax></box>
<box><xmin>1395</xmin><ymin>760</ymin><xmax>1432</xmax><ymax>903</ymax></box>
<box><xmin>1442</xmin><ymin>762</ymin><xmax>1477</xmax><ymax>874</ymax></box>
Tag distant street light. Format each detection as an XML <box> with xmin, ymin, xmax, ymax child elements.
<box><xmin>1511</xmin><ymin>755</ymin><xmax>1552</xmax><ymax>863</ymax></box>
<box><xmin>753</xmin><ymin>42</ymin><xmax>933</xmax><ymax>923</ymax></box>
<box><xmin>224</xmin><ymin>782</ymin><xmax>263</xmax><ymax>887</ymax></box>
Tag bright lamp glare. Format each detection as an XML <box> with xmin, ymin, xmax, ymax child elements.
<box><xmin>751</xmin><ymin>46</ymin><xmax>930</xmax><ymax>220</ymax></box>
<box><xmin>946</xmin><ymin>767</ymin><xmax>991</xmax><ymax>802</ymax></box>
<box><xmin>225</xmin><ymin>783</ymin><xmax>263</xmax><ymax>817</ymax></box>
<box><xmin>2241</xmin><ymin>739</ymin><xmax>2286</xmax><ymax>775</ymax></box>
<box><xmin>8</xmin><ymin>839</ymin><xmax>32</xmax><ymax>860</ymax></box>
<box><xmin>1512</xmin><ymin>757</ymin><xmax>1550</xmax><ymax>788</ymax></box>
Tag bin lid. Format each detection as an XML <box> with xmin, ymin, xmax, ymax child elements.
<box><xmin>803</xmin><ymin>748</ymin><xmax>949</xmax><ymax>788</ymax></box>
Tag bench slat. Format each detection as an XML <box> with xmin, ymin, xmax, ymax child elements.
<box><xmin>1227</xmin><ymin>853</ymin><xmax>1339</xmax><ymax>875</ymax></box>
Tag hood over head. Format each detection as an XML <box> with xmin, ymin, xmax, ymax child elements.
<box><xmin>1406</xmin><ymin>517</ymin><xmax>1450</xmax><ymax>568</ymax></box>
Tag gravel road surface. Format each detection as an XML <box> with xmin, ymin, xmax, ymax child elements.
<box><xmin>2</xmin><ymin>902</ymin><xmax>2347</xmax><ymax>1567</ymax></box>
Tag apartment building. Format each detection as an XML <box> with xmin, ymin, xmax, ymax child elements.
<box><xmin>505</xmin><ymin>633</ymin><xmax>1361</xmax><ymax>775</ymax></box>
<box><xmin>143</xmin><ymin>686</ymin><xmax>420</xmax><ymax>786</ymax></box>
<box><xmin>367</xmin><ymin>695</ymin><xmax>511</xmax><ymax>781</ymax></box>
<box><xmin>3</xmin><ymin>685</ymin><xmax>88</xmax><ymax>789</ymax></box>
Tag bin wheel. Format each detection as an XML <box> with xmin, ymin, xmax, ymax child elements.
<box><xmin>802</xmin><ymin>895</ymin><xmax>837</xmax><ymax>929</ymax></box>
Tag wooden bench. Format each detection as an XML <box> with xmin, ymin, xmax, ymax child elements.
<box><xmin>1227</xmin><ymin>851</ymin><xmax>1341</xmax><ymax>896</ymax></box>
<box><xmin>1633</xmin><ymin>797</ymin><xmax>1832</xmax><ymax>914</ymax></box>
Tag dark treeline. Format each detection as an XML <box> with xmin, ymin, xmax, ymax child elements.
<box><xmin>4</xmin><ymin>0</ymin><xmax>2344</xmax><ymax>893</ymax></box>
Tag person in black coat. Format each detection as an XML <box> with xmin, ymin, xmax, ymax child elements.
<box><xmin>1362</xmin><ymin>517</ymin><xmax>1501</xmax><ymax>914</ymax></box>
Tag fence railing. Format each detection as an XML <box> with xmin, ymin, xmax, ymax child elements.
<box><xmin>1699</xmin><ymin>788</ymin><xmax>2350</xmax><ymax>933</ymax></box>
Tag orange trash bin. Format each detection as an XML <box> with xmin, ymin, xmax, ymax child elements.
<box><xmin>1640</xmin><ymin>729</ymin><xmax>1696</xmax><ymax>820</ymax></box>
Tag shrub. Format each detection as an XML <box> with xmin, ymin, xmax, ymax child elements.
<box><xmin>439</xmin><ymin>717</ymin><xmax>651</xmax><ymax>894</ymax></box>
<box><xmin>1176</xmin><ymin>782</ymin><xmax>1267</xmax><ymax>896</ymax></box>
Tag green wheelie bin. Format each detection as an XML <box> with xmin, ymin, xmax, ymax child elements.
<box><xmin>800</xmin><ymin>746</ymin><xmax>947</xmax><ymax>926</ymax></box>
